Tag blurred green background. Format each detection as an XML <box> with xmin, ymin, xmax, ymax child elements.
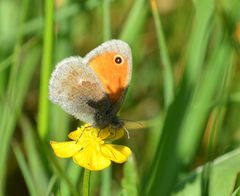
<box><xmin>1</xmin><ymin>0</ymin><xmax>240</xmax><ymax>195</ymax></box>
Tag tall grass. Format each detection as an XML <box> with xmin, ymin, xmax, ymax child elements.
<box><xmin>0</xmin><ymin>0</ymin><xmax>240</xmax><ymax>195</ymax></box>
<box><xmin>38</xmin><ymin>0</ymin><xmax>54</xmax><ymax>139</ymax></box>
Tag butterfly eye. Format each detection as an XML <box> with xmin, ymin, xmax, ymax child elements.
<box><xmin>114</xmin><ymin>55</ymin><xmax>124</xmax><ymax>65</ymax></box>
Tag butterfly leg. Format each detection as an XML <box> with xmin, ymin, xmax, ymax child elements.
<box><xmin>97</xmin><ymin>128</ymin><xmax>103</xmax><ymax>138</ymax></box>
<box><xmin>75</xmin><ymin>125</ymin><xmax>92</xmax><ymax>144</ymax></box>
<box><xmin>109</xmin><ymin>126</ymin><xmax>116</xmax><ymax>140</ymax></box>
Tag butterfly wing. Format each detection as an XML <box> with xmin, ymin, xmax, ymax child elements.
<box><xmin>84</xmin><ymin>39</ymin><xmax>132</xmax><ymax>114</ymax></box>
<box><xmin>49</xmin><ymin>40</ymin><xmax>132</xmax><ymax>127</ymax></box>
<box><xmin>49</xmin><ymin>56</ymin><xmax>110</xmax><ymax>125</ymax></box>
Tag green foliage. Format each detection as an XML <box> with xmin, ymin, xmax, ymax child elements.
<box><xmin>0</xmin><ymin>0</ymin><xmax>240</xmax><ymax>195</ymax></box>
<box><xmin>121</xmin><ymin>156</ymin><xmax>139</xmax><ymax>196</ymax></box>
<box><xmin>174</xmin><ymin>149</ymin><xmax>240</xmax><ymax>196</ymax></box>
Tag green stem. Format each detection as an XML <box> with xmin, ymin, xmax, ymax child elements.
<box><xmin>103</xmin><ymin>0</ymin><xmax>111</xmax><ymax>41</ymax></box>
<box><xmin>101</xmin><ymin>167</ymin><xmax>111</xmax><ymax>196</ymax></box>
<box><xmin>150</xmin><ymin>0</ymin><xmax>174</xmax><ymax>108</ymax></box>
<box><xmin>38</xmin><ymin>0</ymin><xmax>54</xmax><ymax>139</ymax></box>
<box><xmin>83</xmin><ymin>169</ymin><xmax>91</xmax><ymax>196</ymax></box>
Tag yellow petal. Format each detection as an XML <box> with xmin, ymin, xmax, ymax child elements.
<box><xmin>101</xmin><ymin>144</ymin><xmax>132</xmax><ymax>163</ymax></box>
<box><xmin>109</xmin><ymin>128</ymin><xmax>125</xmax><ymax>140</ymax></box>
<box><xmin>50</xmin><ymin>141</ymin><xmax>81</xmax><ymax>158</ymax></box>
<box><xmin>73</xmin><ymin>144</ymin><xmax>111</xmax><ymax>171</ymax></box>
<box><xmin>99</xmin><ymin>127</ymin><xmax>125</xmax><ymax>141</ymax></box>
<box><xmin>68</xmin><ymin>124</ymin><xmax>95</xmax><ymax>140</ymax></box>
<box><xmin>68</xmin><ymin>128</ymin><xmax>83</xmax><ymax>140</ymax></box>
<box><xmin>96</xmin><ymin>128</ymin><xmax>109</xmax><ymax>139</ymax></box>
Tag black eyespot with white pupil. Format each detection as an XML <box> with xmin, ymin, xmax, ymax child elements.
<box><xmin>114</xmin><ymin>55</ymin><xmax>123</xmax><ymax>64</ymax></box>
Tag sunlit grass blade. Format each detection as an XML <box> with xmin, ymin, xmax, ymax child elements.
<box><xmin>147</xmin><ymin>30</ymin><xmax>233</xmax><ymax>196</ymax></box>
<box><xmin>0</xmin><ymin>55</ymin><xmax>13</xmax><ymax>73</ymax></box>
<box><xmin>178</xmin><ymin>39</ymin><xmax>232</xmax><ymax>165</ymax></box>
<box><xmin>174</xmin><ymin>148</ymin><xmax>240</xmax><ymax>196</ymax></box>
<box><xmin>12</xmin><ymin>141</ymin><xmax>38</xmax><ymax>196</ymax></box>
<box><xmin>185</xmin><ymin>0</ymin><xmax>214</xmax><ymax>87</ymax></box>
<box><xmin>48</xmin><ymin>152</ymin><xmax>79</xmax><ymax>196</ymax></box>
<box><xmin>20</xmin><ymin>117</ymin><xmax>49</xmax><ymax>195</ymax></box>
<box><xmin>7</xmin><ymin>0</ymin><xmax>30</xmax><ymax>94</ymax></box>
<box><xmin>23</xmin><ymin>3</ymin><xmax>79</xmax><ymax>36</ymax></box>
<box><xmin>0</xmin><ymin>45</ymin><xmax>40</xmax><ymax>194</ymax></box>
<box><xmin>231</xmin><ymin>186</ymin><xmax>240</xmax><ymax>196</ymax></box>
<box><xmin>0</xmin><ymin>38</ymin><xmax>38</xmax><ymax>73</ymax></box>
<box><xmin>100</xmin><ymin>167</ymin><xmax>112</xmax><ymax>196</ymax></box>
<box><xmin>121</xmin><ymin>156</ymin><xmax>139</xmax><ymax>196</ymax></box>
<box><xmin>145</xmin><ymin>0</ymin><xmax>216</xmax><ymax>193</ymax></box>
<box><xmin>50</xmin><ymin>105</ymin><xmax>71</xmax><ymax>140</ymax></box>
<box><xmin>120</xmin><ymin>0</ymin><xmax>148</xmax><ymax>44</ymax></box>
<box><xmin>38</xmin><ymin>0</ymin><xmax>54</xmax><ymax>139</ymax></box>
<box><xmin>60</xmin><ymin>163</ymin><xmax>82</xmax><ymax>196</ymax></box>
<box><xmin>102</xmin><ymin>0</ymin><xmax>111</xmax><ymax>41</ymax></box>
<box><xmin>0</xmin><ymin>71</ymin><xmax>7</xmax><ymax>100</ymax></box>
<box><xmin>201</xmin><ymin>50</ymin><xmax>234</xmax><ymax>194</ymax></box>
<box><xmin>233</xmin><ymin>175</ymin><xmax>240</xmax><ymax>196</ymax></box>
<box><xmin>46</xmin><ymin>175</ymin><xmax>58</xmax><ymax>196</ymax></box>
<box><xmin>150</xmin><ymin>0</ymin><xmax>174</xmax><ymax>108</ymax></box>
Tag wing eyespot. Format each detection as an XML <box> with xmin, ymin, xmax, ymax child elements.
<box><xmin>114</xmin><ymin>54</ymin><xmax>124</xmax><ymax>65</ymax></box>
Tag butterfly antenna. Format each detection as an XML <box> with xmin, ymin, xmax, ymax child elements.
<box><xmin>122</xmin><ymin>125</ymin><xmax>130</xmax><ymax>139</ymax></box>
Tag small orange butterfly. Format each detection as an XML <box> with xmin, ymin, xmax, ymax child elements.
<box><xmin>49</xmin><ymin>40</ymin><xmax>132</xmax><ymax>129</ymax></box>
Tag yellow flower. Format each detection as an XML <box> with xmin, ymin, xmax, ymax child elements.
<box><xmin>50</xmin><ymin>124</ymin><xmax>132</xmax><ymax>171</ymax></box>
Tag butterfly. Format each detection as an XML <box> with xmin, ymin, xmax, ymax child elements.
<box><xmin>49</xmin><ymin>39</ymin><xmax>132</xmax><ymax>130</ymax></box>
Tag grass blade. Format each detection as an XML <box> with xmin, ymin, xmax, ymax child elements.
<box><xmin>102</xmin><ymin>0</ymin><xmax>111</xmax><ymax>41</ymax></box>
<box><xmin>12</xmin><ymin>141</ymin><xmax>38</xmax><ymax>196</ymax></box>
<box><xmin>38</xmin><ymin>0</ymin><xmax>54</xmax><ymax>139</ymax></box>
<box><xmin>185</xmin><ymin>0</ymin><xmax>214</xmax><ymax>87</ymax></box>
<box><xmin>174</xmin><ymin>148</ymin><xmax>240</xmax><ymax>196</ymax></box>
<box><xmin>0</xmin><ymin>45</ymin><xmax>40</xmax><ymax>194</ymax></box>
<box><xmin>147</xmin><ymin>29</ymin><xmax>233</xmax><ymax>196</ymax></box>
<box><xmin>120</xmin><ymin>0</ymin><xmax>148</xmax><ymax>44</ymax></box>
<box><xmin>121</xmin><ymin>156</ymin><xmax>139</xmax><ymax>196</ymax></box>
<box><xmin>21</xmin><ymin>117</ymin><xmax>49</xmax><ymax>195</ymax></box>
<box><xmin>150</xmin><ymin>0</ymin><xmax>174</xmax><ymax>108</ymax></box>
<box><xmin>100</xmin><ymin>167</ymin><xmax>112</xmax><ymax>196</ymax></box>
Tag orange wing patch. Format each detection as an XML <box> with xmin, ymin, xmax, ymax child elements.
<box><xmin>88</xmin><ymin>52</ymin><xmax>129</xmax><ymax>102</ymax></box>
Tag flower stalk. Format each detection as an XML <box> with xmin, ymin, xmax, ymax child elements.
<box><xmin>83</xmin><ymin>169</ymin><xmax>91</xmax><ymax>196</ymax></box>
